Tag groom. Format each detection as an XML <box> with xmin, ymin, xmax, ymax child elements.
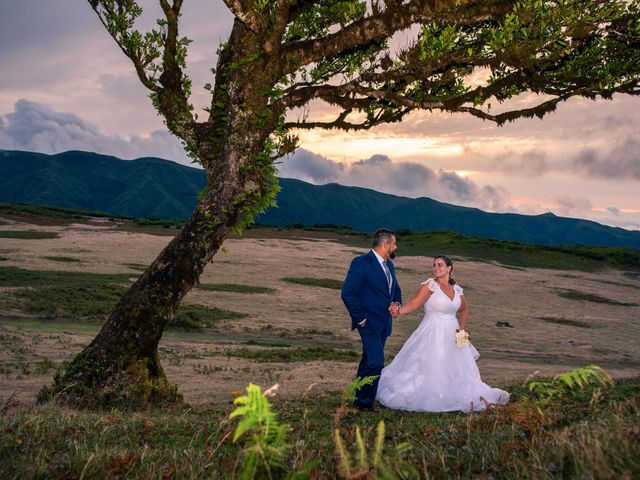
<box><xmin>341</xmin><ymin>228</ymin><xmax>402</xmax><ymax>411</ymax></box>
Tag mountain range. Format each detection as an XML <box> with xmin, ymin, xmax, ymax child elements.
<box><xmin>1</xmin><ymin>149</ymin><xmax>639</xmax><ymax>249</ymax></box>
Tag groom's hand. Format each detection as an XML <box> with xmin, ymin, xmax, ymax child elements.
<box><xmin>389</xmin><ymin>302</ymin><xmax>400</xmax><ymax>316</ymax></box>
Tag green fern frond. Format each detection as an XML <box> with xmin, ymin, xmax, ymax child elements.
<box><xmin>528</xmin><ymin>365</ymin><xmax>614</xmax><ymax>405</ymax></box>
<box><xmin>372</xmin><ymin>420</ymin><xmax>385</xmax><ymax>468</ymax></box>
<box><xmin>334</xmin><ymin>428</ymin><xmax>352</xmax><ymax>478</ymax></box>
<box><xmin>341</xmin><ymin>375</ymin><xmax>380</xmax><ymax>403</ymax></box>
<box><xmin>394</xmin><ymin>442</ymin><xmax>413</xmax><ymax>455</ymax></box>
<box><xmin>334</xmin><ymin>420</ymin><xmax>417</xmax><ymax>479</ymax></box>
<box><xmin>355</xmin><ymin>425</ymin><xmax>368</xmax><ymax>470</ymax></box>
<box><xmin>229</xmin><ymin>383</ymin><xmax>291</xmax><ymax>479</ymax></box>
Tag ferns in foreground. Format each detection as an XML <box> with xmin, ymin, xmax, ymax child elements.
<box><xmin>528</xmin><ymin>365</ymin><xmax>614</xmax><ymax>405</ymax></box>
<box><xmin>512</xmin><ymin>365</ymin><xmax>616</xmax><ymax>432</ymax></box>
<box><xmin>334</xmin><ymin>420</ymin><xmax>416</xmax><ymax>479</ymax></box>
<box><xmin>341</xmin><ymin>375</ymin><xmax>379</xmax><ymax>404</ymax></box>
<box><xmin>229</xmin><ymin>384</ymin><xmax>291</xmax><ymax>480</ymax></box>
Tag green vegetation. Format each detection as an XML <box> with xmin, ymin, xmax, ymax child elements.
<box><xmin>0</xmin><ymin>231</ymin><xmax>58</xmax><ymax>240</ymax></box>
<box><xmin>343</xmin><ymin>231</ymin><xmax>640</xmax><ymax>272</ymax></box>
<box><xmin>122</xmin><ymin>263</ymin><xmax>148</xmax><ymax>271</ymax></box>
<box><xmin>558</xmin><ymin>273</ymin><xmax>640</xmax><ymax>290</ymax></box>
<box><xmin>279</xmin><ymin>223</ymin><xmax>356</xmax><ymax>235</ymax></box>
<box><xmin>557</xmin><ymin>289</ymin><xmax>639</xmax><ymax>306</ymax></box>
<box><xmin>174</xmin><ymin>304</ymin><xmax>248</xmax><ymax>330</ymax></box>
<box><xmin>1</xmin><ymin>370</ymin><xmax>638</xmax><ymax>478</ymax></box>
<box><xmin>528</xmin><ymin>365</ymin><xmax>613</xmax><ymax>406</ymax></box>
<box><xmin>0</xmin><ymin>203</ymin><xmax>113</xmax><ymax>220</ymax></box>
<box><xmin>43</xmin><ymin>256</ymin><xmax>82</xmax><ymax>263</ymax></box>
<box><xmin>226</xmin><ymin>346</ymin><xmax>360</xmax><ymax>362</ymax></box>
<box><xmin>281</xmin><ymin>277</ymin><xmax>343</xmax><ymax>290</ymax></box>
<box><xmin>0</xmin><ymin>266</ymin><xmax>131</xmax><ymax>289</ymax></box>
<box><xmin>538</xmin><ymin>316</ymin><xmax>593</xmax><ymax>329</ymax></box>
<box><xmin>117</xmin><ymin>217</ymin><xmax>184</xmax><ymax>235</ymax></box>
<box><xmin>0</xmin><ymin>266</ymin><xmax>247</xmax><ymax>329</ymax></box>
<box><xmin>244</xmin><ymin>340</ymin><xmax>291</xmax><ymax>348</ymax></box>
<box><xmin>230</xmin><ymin>384</ymin><xmax>291</xmax><ymax>479</ymax></box>
<box><xmin>0</xmin><ymin>203</ymin><xmax>184</xmax><ymax>234</ymax></box>
<box><xmin>197</xmin><ymin>283</ymin><xmax>276</xmax><ymax>294</ymax></box>
<box><xmin>341</xmin><ymin>375</ymin><xmax>379</xmax><ymax>404</ymax></box>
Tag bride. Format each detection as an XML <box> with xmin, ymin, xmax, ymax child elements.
<box><xmin>376</xmin><ymin>255</ymin><xmax>509</xmax><ymax>412</ymax></box>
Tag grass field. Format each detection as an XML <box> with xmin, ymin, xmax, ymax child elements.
<box><xmin>1</xmin><ymin>204</ymin><xmax>640</xmax><ymax>478</ymax></box>
<box><xmin>0</xmin><ymin>266</ymin><xmax>248</xmax><ymax>329</ymax></box>
<box><xmin>1</xmin><ymin>375</ymin><xmax>638</xmax><ymax>479</ymax></box>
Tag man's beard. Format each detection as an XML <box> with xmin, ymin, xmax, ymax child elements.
<box><xmin>390</xmin><ymin>250</ymin><xmax>396</xmax><ymax>259</ymax></box>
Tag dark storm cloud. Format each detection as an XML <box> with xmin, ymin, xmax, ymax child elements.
<box><xmin>572</xmin><ymin>137</ymin><xmax>640</xmax><ymax>180</ymax></box>
<box><xmin>278</xmin><ymin>149</ymin><xmax>510</xmax><ymax>211</ymax></box>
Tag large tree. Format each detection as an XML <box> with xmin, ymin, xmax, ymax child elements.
<box><xmin>46</xmin><ymin>0</ymin><xmax>640</xmax><ymax>404</ymax></box>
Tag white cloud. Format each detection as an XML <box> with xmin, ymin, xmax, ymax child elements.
<box><xmin>278</xmin><ymin>148</ymin><xmax>511</xmax><ymax>212</ymax></box>
<box><xmin>554</xmin><ymin>196</ymin><xmax>593</xmax><ymax>217</ymax></box>
<box><xmin>572</xmin><ymin>138</ymin><xmax>640</xmax><ymax>180</ymax></box>
<box><xmin>0</xmin><ymin>99</ymin><xmax>192</xmax><ymax>166</ymax></box>
<box><xmin>278</xmin><ymin>148</ymin><xmax>640</xmax><ymax>230</ymax></box>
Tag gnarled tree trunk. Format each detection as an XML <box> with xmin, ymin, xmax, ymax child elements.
<box><xmin>45</xmin><ymin>20</ymin><xmax>281</xmax><ymax>406</ymax></box>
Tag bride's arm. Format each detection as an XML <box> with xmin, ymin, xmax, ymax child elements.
<box><xmin>457</xmin><ymin>295</ymin><xmax>469</xmax><ymax>330</ymax></box>
<box><xmin>398</xmin><ymin>285</ymin><xmax>432</xmax><ymax>315</ymax></box>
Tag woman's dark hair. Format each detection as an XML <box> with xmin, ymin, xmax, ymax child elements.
<box><xmin>435</xmin><ymin>255</ymin><xmax>456</xmax><ymax>285</ymax></box>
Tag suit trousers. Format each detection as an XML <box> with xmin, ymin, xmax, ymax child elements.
<box><xmin>355</xmin><ymin>324</ymin><xmax>388</xmax><ymax>407</ymax></box>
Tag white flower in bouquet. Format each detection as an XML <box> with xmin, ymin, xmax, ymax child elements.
<box><xmin>455</xmin><ymin>329</ymin><xmax>469</xmax><ymax>348</ymax></box>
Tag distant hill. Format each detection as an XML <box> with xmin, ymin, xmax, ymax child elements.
<box><xmin>1</xmin><ymin>149</ymin><xmax>639</xmax><ymax>249</ymax></box>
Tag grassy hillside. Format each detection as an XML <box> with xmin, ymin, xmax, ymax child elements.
<box><xmin>323</xmin><ymin>228</ymin><xmax>640</xmax><ymax>272</ymax></box>
<box><xmin>2</xmin><ymin>203</ymin><xmax>639</xmax><ymax>271</ymax></box>
<box><xmin>394</xmin><ymin>230</ymin><xmax>640</xmax><ymax>271</ymax></box>
<box><xmin>3</xmin><ymin>150</ymin><xmax>640</xmax><ymax>248</ymax></box>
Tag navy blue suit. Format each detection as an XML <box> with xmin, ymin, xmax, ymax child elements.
<box><xmin>341</xmin><ymin>250</ymin><xmax>402</xmax><ymax>407</ymax></box>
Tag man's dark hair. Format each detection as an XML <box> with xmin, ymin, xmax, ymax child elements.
<box><xmin>372</xmin><ymin>228</ymin><xmax>395</xmax><ymax>248</ymax></box>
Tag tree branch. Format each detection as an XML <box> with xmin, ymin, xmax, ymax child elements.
<box><xmin>281</xmin><ymin>0</ymin><xmax>515</xmax><ymax>73</ymax></box>
<box><xmin>284</xmin><ymin>105</ymin><xmax>411</xmax><ymax>130</ymax></box>
<box><xmin>88</xmin><ymin>0</ymin><xmax>160</xmax><ymax>92</ymax></box>
<box><xmin>222</xmin><ymin>0</ymin><xmax>261</xmax><ymax>32</ymax></box>
<box><xmin>156</xmin><ymin>0</ymin><xmax>196</xmax><ymax>133</ymax></box>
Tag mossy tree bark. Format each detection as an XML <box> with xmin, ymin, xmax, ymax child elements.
<box><xmin>47</xmin><ymin>19</ymin><xmax>284</xmax><ymax>405</ymax></box>
<box><xmin>47</xmin><ymin>0</ymin><xmax>640</xmax><ymax>405</ymax></box>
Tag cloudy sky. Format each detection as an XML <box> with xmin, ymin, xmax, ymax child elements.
<box><xmin>1</xmin><ymin>1</ymin><xmax>639</xmax><ymax>230</ymax></box>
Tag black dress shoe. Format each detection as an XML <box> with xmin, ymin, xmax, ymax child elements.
<box><xmin>361</xmin><ymin>405</ymin><xmax>380</xmax><ymax>413</ymax></box>
<box><xmin>353</xmin><ymin>401</ymin><xmax>379</xmax><ymax>412</ymax></box>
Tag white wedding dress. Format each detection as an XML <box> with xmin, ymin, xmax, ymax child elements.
<box><xmin>377</xmin><ymin>278</ymin><xmax>509</xmax><ymax>412</ymax></box>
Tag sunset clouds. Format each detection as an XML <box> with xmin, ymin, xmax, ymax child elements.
<box><xmin>0</xmin><ymin>0</ymin><xmax>638</xmax><ymax>230</ymax></box>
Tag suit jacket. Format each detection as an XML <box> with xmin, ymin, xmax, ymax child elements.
<box><xmin>341</xmin><ymin>250</ymin><xmax>402</xmax><ymax>335</ymax></box>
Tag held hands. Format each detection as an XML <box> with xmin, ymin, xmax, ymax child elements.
<box><xmin>389</xmin><ymin>302</ymin><xmax>401</xmax><ymax>317</ymax></box>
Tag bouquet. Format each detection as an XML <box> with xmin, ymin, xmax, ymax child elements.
<box><xmin>455</xmin><ymin>329</ymin><xmax>469</xmax><ymax>348</ymax></box>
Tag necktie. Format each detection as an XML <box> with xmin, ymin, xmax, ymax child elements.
<box><xmin>383</xmin><ymin>260</ymin><xmax>392</xmax><ymax>294</ymax></box>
